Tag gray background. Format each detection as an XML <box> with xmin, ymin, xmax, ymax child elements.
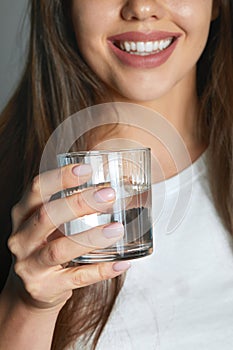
<box><xmin>0</xmin><ymin>0</ymin><xmax>29</xmax><ymax>112</ymax></box>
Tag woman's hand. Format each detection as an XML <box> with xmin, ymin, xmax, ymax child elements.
<box><xmin>7</xmin><ymin>163</ymin><xmax>130</xmax><ymax>311</ymax></box>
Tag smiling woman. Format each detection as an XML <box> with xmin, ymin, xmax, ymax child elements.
<box><xmin>71</xmin><ymin>0</ymin><xmax>215</xmax><ymax>102</ymax></box>
<box><xmin>0</xmin><ymin>1</ymin><xmax>232</xmax><ymax>350</ymax></box>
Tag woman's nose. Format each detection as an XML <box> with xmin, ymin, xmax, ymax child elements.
<box><xmin>121</xmin><ymin>0</ymin><xmax>163</xmax><ymax>21</ymax></box>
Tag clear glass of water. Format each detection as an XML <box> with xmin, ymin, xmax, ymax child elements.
<box><xmin>57</xmin><ymin>148</ymin><xmax>153</xmax><ymax>263</ymax></box>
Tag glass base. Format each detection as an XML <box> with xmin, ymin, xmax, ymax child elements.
<box><xmin>72</xmin><ymin>243</ymin><xmax>153</xmax><ymax>264</ymax></box>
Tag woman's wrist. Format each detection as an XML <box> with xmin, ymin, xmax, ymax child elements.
<box><xmin>1</xmin><ymin>273</ymin><xmax>64</xmax><ymax>319</ymax></box>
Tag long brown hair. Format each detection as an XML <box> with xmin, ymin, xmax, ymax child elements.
<box><xmin>0</xmin><ymin>0</ymin><xmax>232</xmax><ymax>349</ymax></box>
<box><xmin>196</xmin><ymin>0</ymin><xmax>233</xmax><ymax>234</ymax></box>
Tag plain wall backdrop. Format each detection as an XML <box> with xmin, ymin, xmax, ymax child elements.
<box><xmin>0</xmin><ymin>0</ymin><xmax>29</xmax><ymax>112</ymax></box>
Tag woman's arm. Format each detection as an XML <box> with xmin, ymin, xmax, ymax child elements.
<box><xmin>0</xmin><ymin>277</ymin><xmax>59</xmax><ymax>350</ymax></box>
<box><xmin>0</xmin><ymin>164</ymin><xmax>130</xmax><ymax>350</ymax></box>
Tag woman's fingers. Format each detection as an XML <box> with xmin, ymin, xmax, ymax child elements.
<box><xmin>7</xmin><ymin>165</ymin><xmax>132</xmax><ymax>310</ymax></box>
<box><xmin>60</xmin><ymin>261</ymin><xmax>131</xmax><ymax>291</ymax></box>
<box><xmin>8</xmin><ymin>187</ymin><xmax>116</xmax><ymax>257</ymax></box>
<box><xmin>36</xmin><ymin>222</ymin><xmax>124</xmax><ymax>267</ymax></box>
<box><xmin>13</xmin><ymin>260</ymin><xmax>131</xmax><ymax>307</ymax></box>
<box><xmin>12</xmin><ymin>164</ymin><xmax>92</xmax><ymax>232</ymax></box>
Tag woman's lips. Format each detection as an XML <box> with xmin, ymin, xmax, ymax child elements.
<box><xmin>108</xmin><ymin>31</ymin><xmax>181</xmax><ymax>69</ymax></box>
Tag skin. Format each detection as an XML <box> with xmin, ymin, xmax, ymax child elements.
<box><xmin>0</xmin><ymin>165</ymin><xmax>129</xmax><ymax>349</ymax></box>
<box><xmin>71</xmin><ymin>0</ymin><xmax>217</xmax><ymax>163</ymax></box>
<box><xmin>0</xmin><ymin>1</ymin><xmax>218</xmax><ymax>349</ymax></box>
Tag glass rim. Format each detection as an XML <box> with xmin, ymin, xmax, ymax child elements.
<box><xmin>57</xmin><ymin>147</ymin><xmax>151</xmax><ymax>159</ymax></box>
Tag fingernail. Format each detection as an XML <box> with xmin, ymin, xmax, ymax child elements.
<box><xmin>94</xmin><ymin>188</ymin><xmax>115</xmax><ymax>203</ymax></box>
<box><xmin>72</xmin><ymin>164</ymin><xmax>92</xmax><ymax>176</ymax></box>
<box><xmin>102</xmin><ymin>222</ymin><xmax>124</xmax><ymax>238</ymax></box>
<box><xmin>113</xmin><ymin>261</ymin><xmax>131</xmax><ymax>272</ymax></box>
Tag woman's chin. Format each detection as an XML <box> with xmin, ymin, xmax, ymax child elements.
<box><xmin>110</xmin><ymin>86</ymin><xmax>169</xmax><ymax>104</ymax></box>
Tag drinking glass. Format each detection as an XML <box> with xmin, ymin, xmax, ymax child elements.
<box><xmin>57</xmin><ymin>148</ymin><xmax>153</xmax><ymax>263</ymax></box>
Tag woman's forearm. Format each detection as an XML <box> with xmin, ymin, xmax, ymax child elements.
<box><xmin>0</xmin><ymin>279</ymin><xmax>60</xmax><ymax>350</ymax></box>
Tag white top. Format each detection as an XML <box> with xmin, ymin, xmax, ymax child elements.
<box><xmin>95</xmin><ymin>152</ymin><xmax>233</xmax><ymax>350</ymax></box>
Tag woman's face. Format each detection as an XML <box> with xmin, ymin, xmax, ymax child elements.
<box><xmin>71</xmin><ymin>0</ymin><xmax>216</xmax><ymax>102</ymax></box>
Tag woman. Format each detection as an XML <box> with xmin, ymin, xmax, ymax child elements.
<box><xmin>0</xmin><ymin>0</ymin><xmax>232</xmax><ymax>349</ymax></box>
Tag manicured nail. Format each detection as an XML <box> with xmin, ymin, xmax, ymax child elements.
<box><xmin>102</xmin><ymin>222</ymin><xmax>124</xmax><ymax>238</ymax></box>
<box><xmin>113</xmin><ymin>261</ymin><xmax>131</xmax><ymax>272</ymax></box>
<box><xmin>94</xmin><ymin>188</ymin><xmax>115</xmax><ymax>203</ymax></box>
<box><xmin>72</xmin><ymin>164</ymin><xmax>92</xmax><ymax>176</ymax></box>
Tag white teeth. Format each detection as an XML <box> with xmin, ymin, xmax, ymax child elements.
<box><xmin>120</xmin><ymin>38</ymin><xmax>173</xmax><ymax>55</ymax></box>
<box><xmin>145</xmin><ymin>41</ymin><xmax>153</xmax><ymax>53</ymax></box>
<box><xmin>159</xmin><ymin>40</ymin><xmax>165</xmax><ymax>51</ymax></box>
<box><xmin>131</xmin><ymin>41</ymin><xmax>136</xmax><ymax>51</ymax></box>
<box><xmin>125</xmin><ymin>41</ymin><xmax>131</xmax><ymax>52</ymax></box>
<box><xmin>120</xmin><ymin>42</ymin><xmax>125</xmax><ymax>50</ymax></box>
<box><xmin>136</xmin><ymin>42</ymin><xmax>145</xmax><ymax>52</ymax></box>
<box><xmin>165</xmin><ymin>39</ymin><xmax>172</xmax><ymax>48</ymax></box>
<box><xmin>153</xmin><ymin>41</ymin><xmax>159</xmax><ymax>51</ymax></box>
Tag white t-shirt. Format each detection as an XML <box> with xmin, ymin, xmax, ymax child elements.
<box><xmin>95</xmin><ymin>152</ymin><xmax>233</xmax><ymax>350</ymax></box>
